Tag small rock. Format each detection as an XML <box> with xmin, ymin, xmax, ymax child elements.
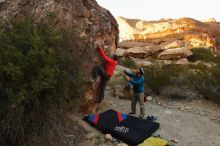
<box><xmin>165</xmin><ymin>110</ymin><xmax>172</xmax><ymax>114</ymax></box>
<box><xmin>180</xmin><ymin>107</ymin><xmax>185</xmax><ymax>111</ymax></box>
<box><xmin>161</xmin><ymin>103</ymin><xmax>166</xmax><ymax>107</ymax></box>
<box><xmin>152</xmin><ymin>132</ymin><xmax>160</xmax><ymax>137</ymax></box>
<box><xmin>167</xmin><ymin>105</ymin><xmax>173</xmax><ymax>109</ymax></box>
<box><xmin>210</xmin><ymin>116</ymin><xmax>218</xmax><ymax>120</ymax></box>
<box><xmin>105</xmin><ymin>134</ymin><xmax>113</xmax><ymax>141</ymax></box>
<box><xmin>117</xmin><ymin>143</ymin><xmax>128</xmax><ymax>146</ymax></box>
<box><xmin>194</xmin><ymin>111</ymin><xmax>200</xmax><ymax>114</ymax></box>
<box><xmin>147</xmin><ymin>96</ymin><xmax>153</xmax><ymax>101</ymax></box>
<box><xmin>163</xmin><ymin>105</ymin><xmax>168</xmax><ymax>107</ymax></box>
<box><xmin>185</xmin><ymin>106</ymin><xmax>191</xmax><ymax>110</ymax></box>
<box><xmin>169</xmin><ymin>138</ymin><xmax>179</xmax><ymax>143</ymax></box>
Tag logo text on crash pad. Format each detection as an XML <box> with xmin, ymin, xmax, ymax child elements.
<box><xmin>114</xmin><ymin>126</ymin><xmax>129</xmax><ymax>133</ymax></box>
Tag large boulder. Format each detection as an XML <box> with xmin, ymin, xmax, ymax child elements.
<box><xmin>115</xmin><ymin>48</ymin><xmax>126</xmax><ymax>57</ymax></box>
<box><xmin>116</xmin><ymin>16</ymin><xmax>219</xmax><ymax>53</ymax></box>
<box><xmin>146</xmin><ymin>46</ymin><xmax>164</xmax><ymax>56</ymax></box>
<box><xmin>124</xmin><ymin>46</ymin><xmax>163</xmax><ymax>58</ymax></box>
<box><xmin>0</xmin><ymin>0</ymin><xmax>119</xmax><ymax>113</ymax></box>
<box><xmin>125</xmin><ymin>47</ymin><xmax>150</xmax><ymax>58</ymax></box>
<box><xmin>158</xmin><ymin>47</ymin><xmax>193</xmax><ymax>60</ymax></box>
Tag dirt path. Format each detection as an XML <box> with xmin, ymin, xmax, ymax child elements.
<box><xmin>79</xmin><ymin>89</ymin><xmax>220</xmax><ymax>146</ymax></box>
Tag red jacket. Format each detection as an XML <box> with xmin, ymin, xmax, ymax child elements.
<box><xmin>98</xmin><ymin>48</ymin><xmax>118</xmax><ymax>77</ymax></box>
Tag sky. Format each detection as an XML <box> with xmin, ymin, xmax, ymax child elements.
<box><xmin>96</xmin><ymin>0</ymin><xmax>220</xmax><ymax>21</ymax></box>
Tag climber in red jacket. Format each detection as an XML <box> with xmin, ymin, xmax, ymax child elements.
<box><xmin>92</xmin><ymin>47</ymin><xmax>118</xmax><ymax>103</ymax></box>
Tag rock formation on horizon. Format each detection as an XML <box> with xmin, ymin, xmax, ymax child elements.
<box><xmin>116</xmin><ymin>16</ymin><xmax>220</xmax><ymax>55</ymax></box>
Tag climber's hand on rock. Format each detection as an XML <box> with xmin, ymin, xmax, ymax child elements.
<box><xmin>93</xmin><ymin>58</ymin><xmax>99</xmax><ymax>63</ymax></box>
<box><xmin>95</xmin><ymin>40</ymin><xmax>104</xmax><ymax>49</ymax></box>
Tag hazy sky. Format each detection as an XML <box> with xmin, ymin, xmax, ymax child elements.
<box><xmin>96</xmin><ymin>0</ymin><xmax>220</xmax><ymax>21</ymax></box>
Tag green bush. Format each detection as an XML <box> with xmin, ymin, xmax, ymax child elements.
<box><xmin>144</xmin><ymin>63</ymin><xmax>189</xmax><ymax>94</ymax></box>
<box><xmin>188</xmin><ymin>63</ymin><xmax>212</xmax><ymax>97</ymax></box>
<box><xmin>186</xmin><ymin>48</ymin><xmax>220</xmax><ymax>102</ymax></box>
<box><xmin>188</xmin><ymin>48</ymin><xmax>215</xmax><ymax>62</ymax></box>
<box><xmin>189</xmin><ymin>63</ymin><xmax>220</xmax><ymax>102</ymax></box>
<box><xmin>0</xmin><ymin>16</ymin><xmax>85</xmax><ymax>145</ymax></box>
<box><xmin>120</xmin><ymin>58</ymin><xmax>137</xmax><ymax>69</ymax></box>
<box><xmin>160</xmin><ymin>86</ymin><xmax>194</xmax><ymax>99</ymax></box>
<box><xmin>144</xmin><ymin>62</ymin><xmax>220</xmax><ymax>102</ymax></box>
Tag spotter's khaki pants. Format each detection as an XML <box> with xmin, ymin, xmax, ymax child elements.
<box><xmin>131</xmin><ymin>93</ymin><xmax>145</xmax><ymax>116</ymax></box>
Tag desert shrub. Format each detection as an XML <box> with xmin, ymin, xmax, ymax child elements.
<box><xmin>24</xmin><ymin>111</ymin><xmax>86</xmax><ymax>146</ymax></box>
<box><xmin>160</xmin><ymin>86</ymin><xmax>196</xmax><ymax>99</ymax></box>
<box><xmin>144</xmin><ymin>61</ymin><xmax>220</xmax><ymax>103</ymax></box>
<box><xmin>201</xmin><ymin>69</ymin><xmax>220</xmax><ymax>102</ymax></box>
<box><xmin>188</xmin><ymin>48</ymin><xmax>215</xmax><ymax>62</ymax></box>
<box><xmin>120</xmin><ymin>58</ymin><xmax>137</xmax><ymax>69</ymax></box>
<box><xmin>145</xmin><ymin>56</ymin><xmax>157</xmax><ymax>63</ymax></box>
<box><xmin>213</xmin><ymin>55</ymin><xmax>220</xmax><ymax>66</ymax></box>
<box><xmin>144</xmin><ymin>63</ymin><xmax>189</xmax><ymax>94</ymax></box>
<box><xmin>188</xmin><ymin>63</ymin><xmax>213</xmax><ymax>98</ymax></box>
<box><xmin>0</xmin><ymin>16</ymin><xmax>85</xmax><ymax>145</ymax></box>
<box><xmin>144</xmin><ymin>64</ymin><xmax>169</xmax><ymax>94</ymax></box>
<box><xmin>189</xmin><ymin>63</ymin><xmax>220</xmax><ymax>102</ymax></box>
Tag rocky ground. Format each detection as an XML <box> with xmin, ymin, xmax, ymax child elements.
<box><xmin>76</xmin><ymin>88</ymin><xmax>220</xmax><ymax>146</ymax></box>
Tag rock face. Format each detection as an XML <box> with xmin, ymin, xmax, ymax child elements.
<box><xmin>205</xmin><ymin>21</ymin><xmax>220</xmax><ymax>54</ymax></box>
<box><xmin>0</xmin><ymin>0</ymin><xmax>119</xmax><ymax>113</ymax></box>
<box><xmin>116</xmin><ymin>16</ymin><xmax>220</xmax><ymax>54</ymax></box>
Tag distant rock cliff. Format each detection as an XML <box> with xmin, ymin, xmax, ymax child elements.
<box><xmin>0</xmin><ymin>0</ymin><xmax>119</xmax><ymax>112</ymax></box>
<box><xmin>116</xmin><ymin>16</ymin><xmax>220</xmax><ymax>54</ymax></box>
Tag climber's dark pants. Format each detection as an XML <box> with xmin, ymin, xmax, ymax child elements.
<box><xmin>92</xmin><ymin>66</ymin><xmax>110</xmax><ymax>103</ymax></box>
